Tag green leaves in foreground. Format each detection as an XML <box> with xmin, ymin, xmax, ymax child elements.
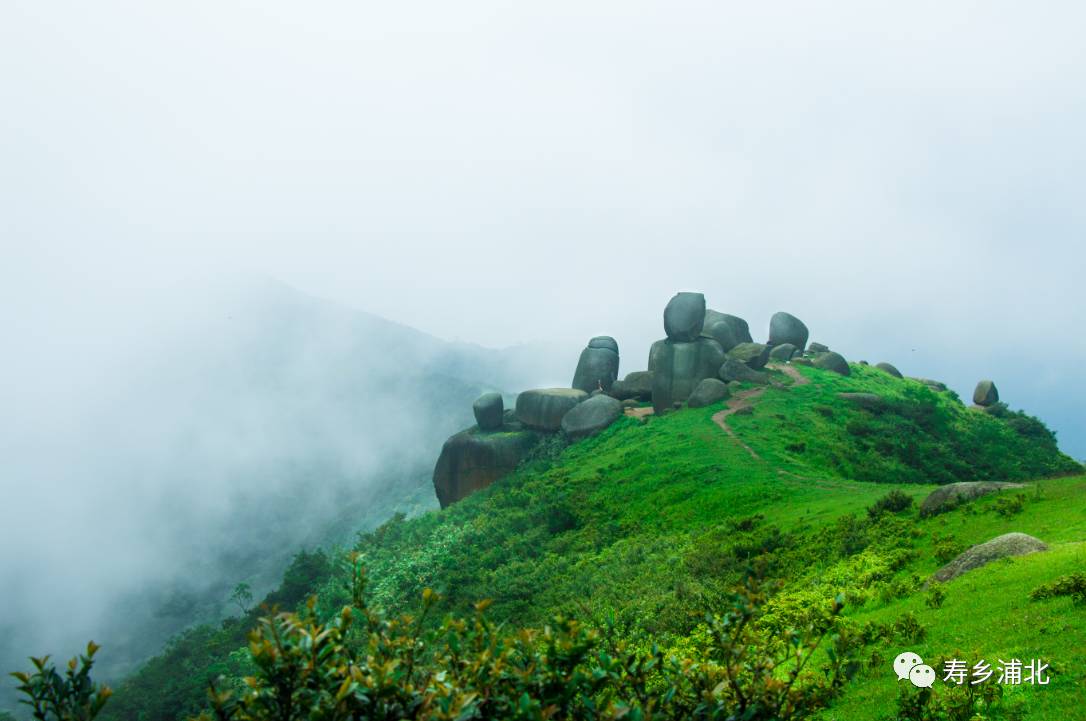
<box><xmin>9</xmin><ymin>642</ymin><xmax>113</xmax><ymax>720</ymax></box>
<box><xmin>12</xmin><ymin>560</ymin><xmax>853</xmax><ymax>721</ymax></box>
<box><xmin>197</xmin><ymin>557</ymin><xmax>851</xmax><ymax>721</ymax></box>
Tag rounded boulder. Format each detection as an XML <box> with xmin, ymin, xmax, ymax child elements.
<box><xmin>768</xmin><ymin>312</ymin><xmax>809</xmax><ymax>350</ymax></box>
<box><xmin>875</xmin><ymin>362</ymin><xmax>903</xmax><ymax>378</ymax></box>
<box><xmin>516</xmin><ymin>388</ymin><xmax>589</xmax><ymax>431</ymax></box>
<box><xmin>472</xmin><ymin>392</ymin><xmax>505</xmax><ymax>430</ymax></box>
<box><xmin>663</xmin><ymin>292</ymin><xmax>707</xmax><ymax>342</ymax></box>
<box><xmin>726</xmin><ymin>342</ymin><xmax>771</xmax><ymax>370</ymax></box>
<box><xmin>561</xmin><ymin>394</ymin><xmax>623</xmax><ymax>439</ymax></box>
<box><xmin>813</xmin><ymin>351</ymin><xmax>850</xmax><ymax>376</ymax></box>
<box><xmin>973</xmin><ymin>380</ymin><xmax>999</xmax><ymax>406</ymax></box>
<box><xmin>687</xmin><ymin>378</ymin><xmax>731</xmax><ymax>408</ymax></box>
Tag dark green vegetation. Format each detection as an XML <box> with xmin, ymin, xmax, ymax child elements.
<box><xmin>33</xmin><ymin>362</ymin><xmax>1083</xmax><ymax>720</ymax></box>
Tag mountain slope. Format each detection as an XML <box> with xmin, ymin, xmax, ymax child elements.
<box><xmin>101</xmin><ymin>360</ymin><xmax>1081</xmax><ymax>720</ymax></box>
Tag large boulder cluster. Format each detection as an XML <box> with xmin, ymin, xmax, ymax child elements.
<box><xmin>433</xmin><ymin>290</ymin><xmax>1004</xmax><ymax>507</ymax></box>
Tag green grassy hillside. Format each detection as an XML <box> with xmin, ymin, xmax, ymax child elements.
<box><xmin>101</xmin><ymin>362</ymin><xmax>1083</xmax><ymax>720</ymax></box>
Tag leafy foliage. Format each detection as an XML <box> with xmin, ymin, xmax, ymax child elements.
<box><xmin>9</xmin><ymin>642</ymin><xmax>112</xmax><ymax>721</ymax></box>
<box><xmin>1029</xmin><ymin>572</ymin><xmax>1086</xmax><ymax>605</ymax></box>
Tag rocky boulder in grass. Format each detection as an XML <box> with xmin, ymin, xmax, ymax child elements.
<box><xmin>727</xmin><ymin>342</ymin><xmax>771</xmax><ymax>370</ymax></box>
<box><xmin>931</xmin><ymin>533</ymin><xmax>1047</xmax><ymax>583</ymax></box>
<box><xmin>807</xmin><ymin>342</ymin><xmax>830</xmax><ymax>354</ymax></box>
<box><xmin>919</xmin><ymin>481</ymin><xmax>1027</xmax><ymax>517</ymax></box>
<box><xmin>516</xmin><ymin>388</ymin><xmax>588</xmax><ymax>431</ymax></box>
<box><xmin>875</xmin><ymin>362</ymin><xmax>903</xmax><ymax>378</ymax></box>
<box><xmin>663</xmin><ymin>292</ymin><xmax>706</xmax><ymax>342</ymax></box>
<box><xmin>719</xmin><ymin>357</ymin><xmax>769</xmax><ymax>384</ymax></box>
<box><xmin>769</xmin><ymin>343</ymin><xmax>798</xmax><ymax>362</ymax></box>
<box><xmin>433</xmin><ymin>427</ymin><xmax>543</xmax><ymax>508</ymax></box>
<box><xmin>611</xmin><ymin>370</ymin><xmax>653</xmax><ymax>401</ymax></box>
<box><xmin>473</xmin><ymin>392</ymin><xmax>505</xmax><ymax>430</ymax></box>
<box><xmin>973</xmin><ymin>380</ymin><xmax>999</xmax><ymax>406</ymax></box>
<box><xmin>687</xmin><ymin>378</ymin><xmax>730</xmax><ymax>408</ymax></box>
<box><xmin>561</xmin><ymin>394</ymin><xmax>623</xmax><ymax>439</ymax></box>
<box><xmin>768</xmin><ymin>312</ymin><xmax>809</xmax><ymax>350</ymax></box>
<box><xmin>651</xmin><ymin>337</ymin><xmax>726</xmax><ymax>413</ymax></box>
<box><xmin>813</xmin><ymin>351</ymin><xmax>850</xmax><ymax>376</ymax></box>
<box><xmin>911</xmin><ymin>377</ymin><xmax>948</xmax><ymax>392</ymax></box>
<box><xmin>571</xmin><ymin>336</ymin><xmax>620</xmax><ymax>393</ymax></box>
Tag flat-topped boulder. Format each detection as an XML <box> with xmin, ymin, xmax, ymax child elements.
<box><xmin>919</xmin><ymin>481</ymin><xmax>1027</xmax><ymax>517</ymax></box>
<box><xmin>932</xmin><ymin>532</ymin><xmax>1047</xmax><ymax>583</ymax></box>
<box><xmin>651</xmin><ymin>337</ymin><xmax>726</xmax><ymax>412</ymax></box>
<box><xmin>516</xmin><ymin>388</ymin><xmax>589</xmax><ymax>431</ymax></box>
<box><xmin>727</xmin><ymin>342</ymin><xmax>771</xmax><ymax>370</ymax></box>
<box><xmin>433</xmin><ymin>427</ymin><xmax>543</xmax><ymax>508</ymax></box>
<box><xmin>473</xmin><ymin>392</ymin><xmax>504</xmax><ymax>430</ymax></box>
<box><xmin>561</xmin><ymin>394</ymin><xmax>623</xmax><ymax>438</ymax></box>
<box><xmin>875</xmin><ymin>362</ymin><xmax>903</xmax><ymax>378</ymax></box>
<box><xmin>663</xmin><ymin>292</ymin><xmax>706</xmax><ymax>341</ymax></box>
<box><xmin>572</xmin><ymin>336</ymin><xmax>620</xmax><ymax>393</ymax></box>
<box><xmin>687</xmin><ymin>377</ymin><xmax>731</xmax><ymax>408</ymax></box>
<box><xmin>768</xmin><ymin>312</ymin><xmax>809</xmax><ymax>350</ymax></box>
<box><xmin>813</xmin><ymin>351</ymin><xmax>850</xmax><ymax>375</ymax></box>
<box><xmin>611</xmin><ymin>370</ymin><xmax>653</xmax><ymax>401</ymax></box>
<box><xmin>973</xmin><ymin>380</ymin><xmax>999</xmax><ymax>406</ymax></box>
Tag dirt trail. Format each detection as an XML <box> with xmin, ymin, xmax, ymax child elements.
<box><xmin>711</xmin><ymin>362</ymin><xmax>809</xmax><ymax>461</ymax></box>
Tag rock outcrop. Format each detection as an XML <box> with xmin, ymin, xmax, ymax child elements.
<box><xmin>663</xmin><ymin>292</ymin><xmax>706</xmax><ymax>342</ymax></box>
<box><xmin>719</xmin><ymin>357</ymin><xmax>769</xmax><ymax>384</ymax></box>
<box><xmin>611</xmin><ymin>370</ymin><xmax>653</xmax><ymax>401</ymax></box>
<box><xmin>875</xmin><ymin>362</ymin><xmax>903</xmax><ymax>378</ymax></box>
<box><xmin>973</xmin><ymin>380</ymin><xmax>999</xmax><ymax>406</ymax></box>
<box><xmin>516</xmin><ymin>388</ymin><xmax>588</xmax><ymax>431</ymax></box>
<box><xmin>919</xmin><ymin>481</ymin><xmax>1027</xmax><ymax>517</ymax></box>
<box><xmin>473</xmin><ymin>392</ymin><xmax>504</xmax><ymax>430</ymax></box>
<box><xmin>704</xmin><ymin>310</ymin><xmax>752</xmax><ymax>346</ymax></box>
<box><xmin>651</xmin><ymin>337</ymin><xmax>726</xmax><ymax>413</ymax></box>
<box><xmin>433</xmin><ymin>426</ymin><xmax>543</xmax><ymax>508</ymax></box>
<box><xmin>571</xmin><ymin>336</ymin><xmax>620</xmax><ymax>393</ymax></box>
<box><xmin>813</xmin><ymin>351</ymin><xmax>850</xmax><ymax>376</ymax></box>
<box><xmin>768</xmin><ymin>343</ymin><xmax>798</xmax><ymax>362</ymax></box>
<box><xmin>561</xmin><ymin>394</ymin><xmax>623</xmax><ymax>438</ymax></box>
<box><xmin>687</xmin><ymin>378</ymin><xmax>731</xmax><ymax>408</ymax></box>
<box><xmin>807</xmin><ymin>342</ymin><xmax>830</xmax><ymax>354</ymax></box>
<box><xmin>768</xmin><ymin>312</ymin><xmax>809</xmax><ymax>350</ymax></box>
<box><xmin>727</xmin><ymin>342</ymin><xmax>771</xmax><ymax>370</ymax></box>
<box><xmin>931</xmin><ymin>533</ymin><xmax>1047</xmax><ymax>583</ymax></box>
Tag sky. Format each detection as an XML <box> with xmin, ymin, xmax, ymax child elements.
<box><xmin>1</xmin><ymin>2</ymin><xmax>1085</xmax><ymax>673</ymax></box>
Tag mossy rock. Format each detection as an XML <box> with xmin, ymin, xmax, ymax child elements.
<box><xmin>932</xmin><ymin>532</ymin><xmax>1047</xmax><ymax>583</ymax></box>
<box><xmin>433</xmin><ymin>427</ymin><xmax>543</xmax><ymax>507</ymax></box>
<box><xmin>516</xmin><ymin>388</ymin><xmax>589</xmax><ymax>431</ymax></box>
<box><xmin>919</xmin><ymin>481</ymin><xmax>1027</xmax><ymax>517</ymax></box>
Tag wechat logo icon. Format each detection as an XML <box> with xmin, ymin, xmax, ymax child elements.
<box><xmin>894</xmin><ymin>651</ymin><xmax>936</xmax><ymax>688</ymax></box>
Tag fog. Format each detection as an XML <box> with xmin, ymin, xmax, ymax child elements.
<box><xmin>3</xmin><ymin>0</ymin><xmax>1085</xmax><ymax>705</ymax></box>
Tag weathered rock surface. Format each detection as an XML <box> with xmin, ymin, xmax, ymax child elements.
<box><xmin>813</xmin><ymin>351</ymin><xmax>850</xmax><ymax>375</ymax></box>
<box><xmin>687</xmin><ymin>378</ymin><xmax>731</xmax><ymax>408</ymax></box>
<box><xmin>704</xmin><ymin>310</ymin><xmax>753</xmax><ymax>345</ymax></box>
<box><xmin>663</xmin><ymin>292</ymin><xmax>706</xmax><ymax>342</ymax></box>
<box><xmin>807</xmin><ymin>342</ymin><xmax>830</xmax><ymax>354</ymax></box>
<box><xmin>647</xmin><ymin>339</ymin><xmax>666</xmax><ymax>372</ymax></box>
<box><xmin>561</xmin><ymin>394</ymin><xmax>623</xmax><ymax>438</ymax></box>
<box><xmin>719</xmin><ymin>357</ymin><xmax>769</xmax><ymax>384</ymax></box>
<box><xmin>911</xmin><ymin>377</ymin><xmax>948</xmax><ymax>392</ymax></box>
<box><xmin>473</xmin><ymin>392</ymin><xmax>505</xmax><ymax>430</ymax></box>
<box><xmin>919</xmin><ymin>481</ymin><xmax>1027</xmax><ymax>517</ymax></box>
<box><xmin>516</xmin><ymin>388</ymin><xmax>588</xmax><ymax>431</ymax></box>
<box><xmin>651</xmin><ymin>337</ymin><xmax>726</xmax><ymax>412</ymax></box>
<box><xmin>769</xmin><ymin>343</ymin><xmax>798</xmax><ymax>362</ymax></box>
<box><xmin>973</xmin><ymin>380</ymin><xmax>999</xmax><ymax>406</ymax></box>
<box><xmin>791</xmin><ymin>357</ymin><xmax>813</xmax><ymax>367</ymax></box>
<box><xmin>727</xmin><ymin>342</ymin><xmax>771</xmax><ymax>370</ymax></box>
<box><xmin>837</xmin><ymin>392</ymin><xmax>887</xmax><ymax>411</ymax></box>
<box><xmin>702</xmin><ymin>320</ymin><xmax>740</xmax><ymax>353</ymax></box>
<box><xmin>611</xmin><ymin>370</ymin><xmax>653</xmax><ymax>401</ymax></box>
<box><xmin>875</xmin><ymin>362</ymin><xmax>903</xmax><ymax>378</ymax></box>
<box><xmin>571</xmin><ymin>337</ymin><xmax>620</xmax><ymax>393</ymax></box>
<box><xmin>433</xmin><ymin>427</ymin><xmax>543</xmax><ymax>508</ymax></box>
<box><xmin>932</xmin><ymin>532</ymin><xmax>1047</xmax><ymax>583</ymax></box>
<box><xmin>768</xmin><ymin>312</ymin><xmax>809</xmax><ymax>350</ymax></box>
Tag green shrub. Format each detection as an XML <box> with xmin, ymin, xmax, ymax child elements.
<box><xmin>993</xmin><ymin>493</ymin><xmax>1027</xmax><ymax>517</ymax></box>
<box><xmin>866</xmin><ymin>490</ymin><xmax>913</xmax><ymax>519</ymax></box>
<box><xmin>1030</xmin><ymin>573</ymin><xmax>1086</xmax><ymax>605</ymax></box>
<box><xmin>9</xmin><ymin>642</ymin><xmax>113</xmax><ymax>720</ymax></box>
